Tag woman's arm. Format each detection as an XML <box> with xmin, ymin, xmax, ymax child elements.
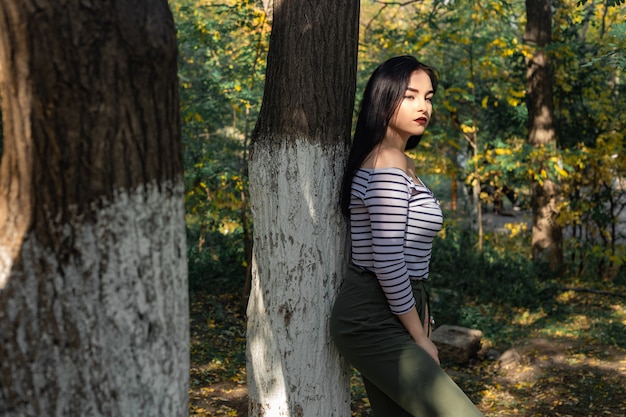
<box><xmin>398</xmin><ymin>307</ymin><xmax>440</xmax><ymax>364</ymax></box>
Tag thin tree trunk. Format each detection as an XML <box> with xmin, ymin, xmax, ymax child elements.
<box><xmin>246</xmin><ymin>1</ymin><xmax>359</xmax><ymax>415</ymax></box>
<box><xmin>0</xmin><ymin>2</ymin><xmax>188</xmax><ymax>415</ymax></box>
<box><xmin>451</xmin><ymin>175</ymin><xmax>457</xmax><ymax>211</ymax></box>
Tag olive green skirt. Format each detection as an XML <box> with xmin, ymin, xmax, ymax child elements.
<box><xmin>330</xmin><ymin>264</ymin><xmax>484</xmax><ymax>417</ymax></box>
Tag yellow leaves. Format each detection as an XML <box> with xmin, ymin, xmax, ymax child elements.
<box><xmin>442</xmin><ymin>99</ymin><xmax>457</xmax><ymax>113</ymax></box>
<box><xmin>250</xmin><ymin>12</ymin><xmax>266</xmax><ymax>28</ymax></box>
<box><xmin>445</xmin><ymin>86</ymin><xmax>465</xmax><ymax>95</ymax></box>
<box><xmin>481</xmin><ymin>96</ymin><xmax>489</xmax><ymax>108</ymax></box>
<box><xmin>548</xmin><ymin>156</ymin><xmax>569</xmax><ymax>178</ymax></box>
<box><xmin>219</xmin><ymin>219</ymin><xmax>239</xmax><ymax>235</ymax></box>
<box><xmin>420</xmin><ymin>33</ymin><xmax>432</xmax><ymax>44</ymax></box>
<box><xmin>377</xmin><ymin>36</ymin><xmax>391</xmax><ymax>49</ymax></box>
<box><xmin>494</xmin><ymin>148</ymin><xmax>512</xmax><ymax>155</ymax></box>
<box><xmin>502</xmin><ymin>48</ymin><xmax>516</xmax><ymax>57</ymax></box>
<box><xmin>447</xmin><ymin>139</ymin><xmax>462</xmax><ymax>150</ymax></box>
<box><xmin>447</xmin><ymin>33</ymin><xmax>472</xmax><ymax>45</ymax></box>
<box><xmin>506</xmin><ymin>97</ymin><xmax>520</xmax><ymax>107</ymax></box>
<box><xmin>511</xmin><ymin>306</ymin><xmax>546</xmax><ymax>326</ymax></box>
<box><xmin>505</xmin><ymin>222</ymin><xmax>528</xmax><ymax>238</ymax></box>
<box><xmin>461</xmin><ymin>124</ymin><xmax>476</xmax><ymax>134</ymax></box>
<box><xmin>554</xmin><ymin>165</ymin><xmax>569</xmax><ymax>178</ymax></box>
<box><xmin>520</xmin><ymin>45</ymin><xmax>534</xmax><ymax>59</ymax></box>
<box><xmin>488</xmin><ymin>37</ymin><xmax>523</xmax><ymax>58</ymax></box>
<box><xmin>491</xmin><ymin>38</ymin><xmax>507</xmax><ymax>49</ymax></box>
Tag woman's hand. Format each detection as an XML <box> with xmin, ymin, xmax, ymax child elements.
<box><xmin>414</xmin><ymin>334</ymin><xmax>440</xmax><ymax>364</ymax></box>
<box><xmin>397</xmin><ymin>307</ymin><xmax>441</xmax><ymax>365</ymax></box>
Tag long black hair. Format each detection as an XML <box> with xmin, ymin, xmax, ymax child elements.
<box><xmin>339</xmin><ymin>55</ymin><xmax>439</xmax><ymax>217</ymax></box>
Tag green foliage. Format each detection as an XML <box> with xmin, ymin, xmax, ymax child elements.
<box><xmin>173</xmin><ymin>0</ymin><xmax>626</xmax><ymax>296</ymax></box>
<box><xmin>360</xmin><ymin>0</ymin><xmax>533</xmax><ymax>213</ymax></box>
<box><xmin>551</xmin><ymin>2</ymin><xmax>625</xmax><ymax>148</ymax></box>
<box><xmin>431</xmin><ymin>227</ymin><xmax>554</xmax><ymax>311</ymax></box>
<box><xmin>187</xmin><ymin>228</ymin><xmax>247</xmax><ymax>293</ymax></box>
<box><xmin>581</xmin><ymin>22</ymin><xmax>626</xmax><ymax>70</ymax></box>
<box><xmin>173</xmin><ymin>0</ymin><xmax>269</xmax><ymax>137</ymax></box>
<box><xmin>359</xmin><ymin>0</ymin><xmax>625</xmax><ymax>267</ymax></box>
<box><xmin>172</xmin><ymin>0</ymin><xmax>269</xmax><ymax>293</ymax></box>
<box><xmin>557</xmin><ymin>133</ymin><xmax>626</xmax><ymax>277</ymax></box>
<box><xmin>578</xmin><ymin>0</ymin><xmax>625</xmax><ymax>7</ymax></box>
<box><xmin>184</xmin><ymin>127</ymin><xmax>249</xmax><ymax>293</ymax></box>
<box><xmin>429</xmin><ymin>222</ymin><xmax>626</xmax><ymax>350</ymax></box>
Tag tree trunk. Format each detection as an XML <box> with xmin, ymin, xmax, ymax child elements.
<box><xmin>524</xmin><ymin>0</ymin><xmax>563</xmax><ymax>270</ymax></box>
<box><xmin>246</xmin><ymin>1</ymin><xmax>359</xmax><ymax>416</ymax></box>
<box><xmin>0</xmin><ymin>2</ymin><xmax>189</xmax><ymax>416</ymax></box>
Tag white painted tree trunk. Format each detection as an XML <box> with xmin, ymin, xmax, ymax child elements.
<box><xmin>0</xmin><ymin>182</ymin><xmax>189</xmax><ymax>416</ymax></box>
<box><xmin>247</xmin><ymin>140</ymin><xmax>350</xmax><ymax>417</ymax></box>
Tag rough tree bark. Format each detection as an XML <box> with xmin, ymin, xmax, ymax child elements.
<box><xmin>246</xmin><ymin>1</ymin><xmax>359</xmax><ymax>416</ymax></box>
<box><xmin>524</xmin><ymin>0</ymin><xmax>563</xmax><ymax>270</ymax></box>
<box><xmin>0</xmin><ymin>2</ymin><xmax>189</xmax><ymax>416</ymax></box>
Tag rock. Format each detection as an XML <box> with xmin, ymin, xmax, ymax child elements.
<box><xmin>431</xmin><ymin>325</ymin><xmax>483</xmax><ymax>364</ymax></box>
<box><xmin>484</xmin><ymin>348</ymin><xmax>501</xmax><ymax>361</ymax></box>
<box><xmin>497</xmin><ymin>348</ymin><xmax>522</xmax><ymax>369</ymax></box>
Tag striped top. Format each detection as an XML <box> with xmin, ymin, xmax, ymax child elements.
<box><xmin>349</xmin><ymin>168</ymin><xmax>443</xmax><ymax>315</ymax></box>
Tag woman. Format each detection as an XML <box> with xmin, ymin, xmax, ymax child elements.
<box><xmin>330</xmin><ymin>56</ymin><xmax>485</xmax><ymax>417</ymax></box>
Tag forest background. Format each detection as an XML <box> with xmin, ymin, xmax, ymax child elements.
<box><xmin>172</xmin><ymin>0</ymin><xmax>626</xmax><ymax>416</ymax></box>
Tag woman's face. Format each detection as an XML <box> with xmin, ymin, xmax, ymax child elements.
<box><xmin>387</xmin><ymin>70</ymin><xmax>434</xmax><ymax>142</ymax></box>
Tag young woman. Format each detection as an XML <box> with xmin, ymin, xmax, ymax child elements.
<box><xmin>330</xmin><ymin>56</ymin><xmax>485</xmax><ymax>417</ymax></box>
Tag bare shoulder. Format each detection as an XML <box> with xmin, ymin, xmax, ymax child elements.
<box><xmin>372</xmin><ymin>147</ymin><xmax>408</xmax><ymax>171</ymax></box>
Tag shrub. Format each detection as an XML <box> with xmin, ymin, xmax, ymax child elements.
<box><xmin>187</xmin><ymin>226</ymin><xmax>246</xmax><ymax>294</ymax></box>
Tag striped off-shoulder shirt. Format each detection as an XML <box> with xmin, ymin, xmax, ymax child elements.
<box><xmin>349</xmin><ymin>168</ymin><xmax>443</xmax><ymax>315</ymax></box>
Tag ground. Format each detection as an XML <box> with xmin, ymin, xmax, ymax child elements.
<box><xmin>189</xmin><ymin>287</ymin><xmax>626</xmax><ymax>417</ymax></box>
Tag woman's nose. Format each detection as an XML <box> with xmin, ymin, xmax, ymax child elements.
<box><xmin>416</xmin><ymin>98</ymin><xmax>427</xmax><ymax>111</ymax></box>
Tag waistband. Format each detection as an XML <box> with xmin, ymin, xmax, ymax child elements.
<box><xmin>348</xmin><ymin>263</ymin><xmax>433</xmax><ymax>336</ymax></box>
<box><xmin>350</xmin><ymin>263</ymin><xmax>429</xmax><ymax>282</ymax></box>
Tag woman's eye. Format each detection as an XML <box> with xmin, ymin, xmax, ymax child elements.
<box><xmin>404</xmin><ymin>95</ymin><xmax>415</xmax><ymax>100</ymax></box>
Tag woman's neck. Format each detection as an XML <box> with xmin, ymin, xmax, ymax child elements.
<box><xmin>382</xmin><ymin>130</ymin><xmax>408</xmax><ymax>152</ymax></box>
